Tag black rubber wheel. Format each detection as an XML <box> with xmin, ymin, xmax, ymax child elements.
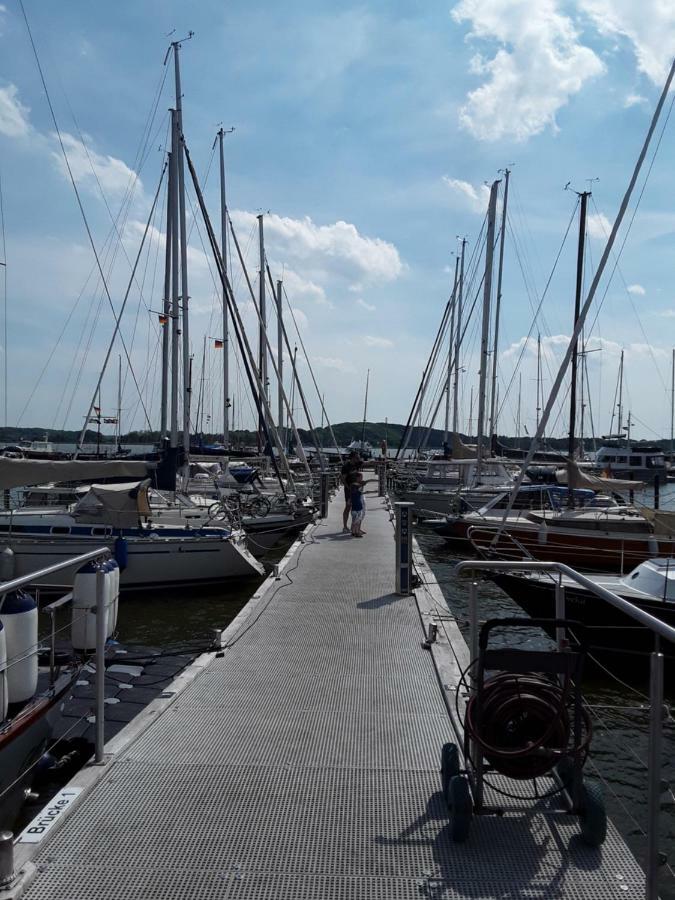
<box><xmin>579</xmin><ymin>779</ymin><xmax>607</xmax><ymax>847</ymax></box>
<box><xmin>449</xmin><ymin>775</ymin><xmax>472</xmax><ymax>842</ymax></box>
<box><xmin>248</xmin><ymin>496</ymin><xmax>271</xmax><ymax>518</ymax></box>
<box><xmin>441</xmin><ymin>743</ymin><xmax>460</xmax><ymax>800</ymax></box>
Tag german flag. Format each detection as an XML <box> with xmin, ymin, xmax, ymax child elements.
<box><xmin>214</xmin><ymin>339</ymin><xmax>224</xmax><ymax>349</ymax></box>
<box><xmin>159</xmin><ymin>313</ymin><xmax>168</xmax><ymax>326</ymax></box>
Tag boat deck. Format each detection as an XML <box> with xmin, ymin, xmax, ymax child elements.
<box><xmin>19</xmin><ymin>488</ymin><xmax>647</xmax><ymax>899</ymax></box>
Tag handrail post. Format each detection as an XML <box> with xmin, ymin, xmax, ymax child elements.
<box><xmin>95</xmin><ymin>566</ymin><xmax>106</xmax><ymax>764</ymax></box>
<box><xmin>394</xmin><ymin>502</ymin><xmax>414</xmax><ymax>594</ymax></box>
<box><xmin>646</xmin><ymin>649</ymin><xmax>664</xmax><ymax>900</ymax></box>
<box><xmin>320</xmin><ymin>471</ymin><xmax>329</xmax><ymax>518</ymax></box>
<box><xmin>378</xmin><ymin>459</ymin><xmax>386</xmax><ymax>497</ymax></box>
<box><xmin>554</xmin><ymin>579</ymin><xmax>566</xmax><ymax>651</ymax></box>
<box><xmin>469</xmin><ymin>580</ymin><xmax>479</xmax><ymax>692</ymax></box>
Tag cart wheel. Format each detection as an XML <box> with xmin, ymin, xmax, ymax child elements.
<box><xmin>579</xmin><ymin>780</ymin><xmax>607</xmax><ymax>847</ymax></box>
<box><xmin>449</xmin><ymin>775</ymin><xmax>472</xmax><ymax>842</ymax></box>
<box><xmin>441</xmin><ymin>743</ymin><xmax>460</xmax><ymax>800</ymax></box>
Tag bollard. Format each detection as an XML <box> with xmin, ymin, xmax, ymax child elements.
<box><xmin>320</xmin><ymin>471</ymin><xmax>329</xmax><ymax>519</ymax></box>
<box><xmin>378</xmin><ymin>460</ymin><xmax>386</xmax><ymax>497</ymax></box>
<box><xmin>395</xmin><ymin>502</ymin><xmax>414</xmax><ymax>595</ymax></box>
<box><xmin>95</xmin><ymin>567</ymin><xmax>106</xmax><ymax>764</ymax></box>
<box><xmin>654</xmin><ymin>475</ymin><xmax>660</xmax><ymax>510</ymax></box>
<box><xmin>0</xmin><ymin>830</ymin><xmax>14</xmax><ymax>888</ymax></box>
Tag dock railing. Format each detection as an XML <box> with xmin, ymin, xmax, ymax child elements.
<box><xmin>455</xmin><ymin>557</ymin><xmax>675</xmax><ymax>900</ymax></box>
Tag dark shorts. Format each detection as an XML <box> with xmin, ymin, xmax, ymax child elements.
<box><xmin>344</xmin><ymin>485</ymin><xmax>351</xmax><ymax>503</ymax></box>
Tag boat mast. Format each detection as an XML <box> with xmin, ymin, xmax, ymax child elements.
<box><xmin>671</xmin><ymin>347</ymin><xmax>674</xmax><ymax>460</ymax></box>
<box><xmin>488</xmin><ymin>167</ymin><xmax>510</xmax><ymax>441</ymax></box>
<box><xmin>452</xmin><ymin>238</ymin><xmax>466</xmax><ymax>437</ymax></box>
<box><xmin>160</xmin><ymin>150</ymin><xmax>173</xmax><ymax>439</ymax></box>
<box><xmin>617</xmin><ymin>348</ymin><xmax>625</xmax><ymax>440</ymax></box>
<box><xmin>257</xmin><ymin>214</ymin><xmax>267</xmax><ymax>449</ymax></box>
<box><xmin>443</xmin><ymin>256</ymin><xmax>459</xmax><ymax>448</ymax></box>
<box><xmin>568</xmin><ymin>191</ymin><xmax>589</xmax><ymax>459</ymax></box>
<box><xmin>579</xmin><ymin>344</ymin><xmax>585</xmax><ymax>459</ymax></box>
<box><xmin>475</xmin><ymin>179</ymin><xmax>500</xmax><ymax>480</ymax></box>
<box><xmin>170</xmin><ymin>39</ymin><xmax>192</xmax><ymax>458</ymax></box>
<box><xmin>216</xmin><ymin>126</ymin><xmax>233</xmax><ymax>448</ymax></box>
<box><xmin>361</xmin><ymin>368</ymin><xmax>370</xmax><ymax>447</ymax></box>
<box><xmin>536</xmin><ymin>333</ymin><xmax>542</xmax><ymax>432</ymax></box>
<box><xmin>277</xmin><ymin>278</ymin><xmax>284</xmax><ymax>441</ymax></box>
<box><xmin>170</xmin><ymin>111</ymin><xmax>180</xmax><ymax>450</ymax></box>
<box><xmin>516</xmin><ymin>372</ymin><xmax>522</xmax><ymax>441</ymax></box>
<box><xmin>116</xmin><ymin>354</ymin><xmax>122</xmax><ymax>453</ymax></box>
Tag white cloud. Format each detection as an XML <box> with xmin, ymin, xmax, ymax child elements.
<box><xmin>313</xmin><ymin>355</ymin><xmax>355</xmax><ymax>373</ymax></box>
<box><xmin>579</xmin><ymin>0</ymin><xmax>675</xmax><ymax>85</ymax></box>
<box><xmin>627</xmin><ymin>283</ymin><xmax>646</xmax><ymax>295</ymax></box>
<box><xmin>586</xmin><ymin>211</ymin><xmax>612</xmax><ymax>240</ymax></box>
<box><xmin>50</xmin><ymin>132</ymin><xmax>143</xmax><ymax>200</ymax></box>
<box><xmin>231</xmin><ymin>209</ymin><xmax>403</xmax><ymax>288</ymax></box>
<box><xmin>656</xmin><ymin>309</ymin><xmax>675</xmax><ymax>318</ymax></box>
<box><xmin>452</xmin><ymin>0</ymin><xmax>604</xmax><ymax>142</ymax></box>
<box><xmin>280</xmin><ymin>267</ymin><xmax>330</xmax><ymax>307</ymax></box>
<box><xmin>290</xmin><ymin>307</ymin><xmax>309</xmax><ymax>330</ymax></box>
<box><xmin>624</xmin><ymin>92</ymin><xmax>648</xmax><ymax>108</ymax></box>
<box><xmin>363</xmin><ymin>335</ymin><xmax>394</xmax><ymax>348</ymax></box>
<box><xmin>0</xmin><ymin>83</ymin><xmax>30</xmax><ymax>138</ymax></box>
<box><xmin>442</xmin><ymin>176</ymin><xmax>490</xmax><ymax>213</ymax></box>
<box><xmin>0</xmin><ymin>6</ymin><xmax>7</xmax><ymax>37</ymax></box>
<box><xmin>356</xmin><ymin>298</ymin><xmax>376</xmax><ymax>312</ymax></box>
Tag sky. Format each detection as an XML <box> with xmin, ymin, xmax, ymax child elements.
<box><xmin>1</xmin><ymin>0</ymin><xmax>675</xmax><ymax>441</ymax></box>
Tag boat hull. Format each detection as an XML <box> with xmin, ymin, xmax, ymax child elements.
<box><xmin>2</xmin><ymin>532</ymin><xmax>263</xmax><ymax>590</ymax></box>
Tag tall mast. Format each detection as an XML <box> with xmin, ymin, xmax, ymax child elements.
<box><xmin>276</xmin><ymin>278</ymin><xmax>284</xmax><ymax>438</ymax></box>
<box><xmin>617</xmin><ymin>348</ymin><xmax>624</xmax><ymax>439</ymax></box>
<box><xmin>361</xmin><ymin>369</ymin><xmax>370</xmax><ymax>447</ymax></box>
<box><xmin>670</xmin><ymin>348</ymin><xmax>674</xmax><ymax>460</ymax></box>
<box><xmin>488</xmin><ymin>167</ymin><xmax>510</xmax><ymax>440</ymax></box>
<box><xmin>475</xmin><ymin>179</ymin><xmax>500</xmax><ymax>479</ymax></box>
<box><xmin>568</xmin><ymin>190</ymin><xmax>589</xmax><ymax>464</ymax></box>
<box><xmin>452</xmin><ymin>238</ymin><xmax>466</xmax><ymax>435</ymax></box>
<box><xmin>579</xmin><ymin>343</ymin><xmax>586</xmax><ymax>458</ymax></box>
<box><xmin>171</xmin><ymin>40</ymin><xmax>191</xmax><ymax>457</ymax></box>
<box><xmin>216</xmin><ymin>127</ymin><xmax>233</xmax><ymax>448</ymax></box>
<box><xmin>443</xmin><ymin>256</ymin><xmax>459</xmax><ymax>446</ymax></box>
<box><xmin>257</xmin><ymin>213</ymin><xmax>267</xmax><ymax>446</ymax></box>
<box><xmin>116</xmin><ymin>354</ymin><xmax>122</xmax><ymax>453</ymax></box>
<box><xmin>169</xmin><ymin>110</ymin><xmax>180</xmax><ymax>449</ymax></box>
<box><xmin>516</xmin><ymin>372</ymin><xmax>522</xmax><ymax>440</ymax></box>
<box><xmin>537</xmin><ymin>333</ymin><xmax>541</xmax><ymax>431</ymax></box>
<box><xmin>160</xmin><ymin>150</ymin><xmax>173</xmax><ymax>439</ymax></box>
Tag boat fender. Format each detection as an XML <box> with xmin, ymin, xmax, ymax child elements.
<box><xmin>0</xmin><ymin>620</ymin><xmax>7</xmax><ymax>722</ymax></box>
<box><xmin>648</xmin><ymin>536</ymin><xmax>659</xmax><ymax>555</ymax></box>
<box><xmin>1</xmin><ymin>589</ymin><xmax>38</xmax><ymax>703</ymax></box>
<box><xmin>71</xmin><ymin>562</ymin><xmax>99</xmax><ymax>652</ymax></box>
<box><xmin>108</xmin><ymin>559</ymin><xmax>120</xmax><ymax>636</ymax></box>
<box><xmin>537</xmin><ymin>521</ymin><xmax>548</xmax><ymax>545</ymax></box>
<box><xmin>114</xmin><ymin>536</ymin><xmax>128</xmax><ymax>571</ymax></box>
<box><xmin>0</xmin><ymin>546</ymin><xmax>14</xmax><ymax>581</ymax></box>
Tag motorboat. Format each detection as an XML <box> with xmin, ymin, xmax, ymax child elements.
<box><xmin>490</xmin><ymin>557</ymin><xmax>675</xmax><ymax>661</ymax></box>
<box><xmin>594</xmin><ymin>443</ymin><xmax>668</xmax><ymax>484</ymax></box>
<box><xmin>393</xmin><ymin>458</ymin><xmax>516</xmax><ymax>516</ymax></box>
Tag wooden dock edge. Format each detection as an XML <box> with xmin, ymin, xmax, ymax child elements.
<box><xmin>9</xmin><ymin>513</ymin><xmax>322</xmax><ymax>894</ymax></box>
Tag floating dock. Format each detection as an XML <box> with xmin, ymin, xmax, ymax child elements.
<box><xmin>14</xmin><ymin>488</ymin><xmax>647</xmax><ymax>899</ymax></box>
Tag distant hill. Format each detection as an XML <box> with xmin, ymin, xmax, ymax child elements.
<box><xmin>0</xmin><ymin>424</ymin><xmax>671</xmax><ymax>453</ymax></box>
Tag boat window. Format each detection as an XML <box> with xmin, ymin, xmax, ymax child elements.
<box><xmin>50</xmin><ymin>526</ymin><xmax>71</xmax><ymax>535</ymax></box>
<box><xmin>91</xmin><ymin>527</ymin><xmax>111</xmax><ymax>536</ymax></box>
<box><xmin>629</xmin><ymin>456</ymin><xmax>641</xmax><ymax>466</ymax></box>
<box><xmin>647</xmin><ymin>456</ymin><xmax>665</xmax><ymax>467</ymax></box>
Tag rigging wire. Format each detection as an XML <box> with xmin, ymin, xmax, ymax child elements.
<box><xmin>0</xmin><ymin>168</ymin><xmax>7</xmax><ymax>426</ymax></box>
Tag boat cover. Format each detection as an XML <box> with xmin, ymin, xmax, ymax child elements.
<box><xmin>0</xmin><ymin>458</ymin><xmax>151</xmax><ymax>490</ymax></box>
<box><xmin>73</xmin><ymin>480</ymin><xmax>152</xmax><ymax>527</ymax></box>
<box><xmin>451</xmin><ymin>432</ymin><xmax>477</xmax><ymax>459</ymax></box>
<box><xmin>639</xmin><ymin>506</ymin><xmax>675</xmax><ymax>537</ymax></box>
<box><xmin>556</xmin><ymin>460</ymin><xmax>646</xmax><ymax>493</ymax></box>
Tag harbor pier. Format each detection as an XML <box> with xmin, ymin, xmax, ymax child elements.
<box><xmin>10</xmin><ymin>487</ymin><xmax>648</xmax><ymax>899</ymax></box>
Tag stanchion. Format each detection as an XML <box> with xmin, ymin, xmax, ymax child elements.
<box><xmin>654</xmin><ymin>475</ymin><xmax>660</xmax><ymax>510</ymax></box>
<box><xmin>378</xmin><ymin>460</ymin><xmax>386</xmax><ymax>497</ymax></box>
<box><xmin>395</xmin><ymin>502</ymin><xmax>414</xmax><ymax>594</ymax></box>
<box><xmin>320</xmin><ymin>471</ymin><xmax>329</xmax><ymax>518</ymax></box>
<box><xmin>0</xmin><ymin>830</ymin><xmax>14</xmax><ymax>889</ymax></box>
<box><xmin>95</xmin><ymin>567</ymin><xmax>106</xmax><ymax>764</ymax></box>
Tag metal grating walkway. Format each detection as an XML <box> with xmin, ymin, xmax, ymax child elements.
<box><xmin>23</xmin><ymin>490</ymin><xmax>646</xmax><ymax>899</ymax></box>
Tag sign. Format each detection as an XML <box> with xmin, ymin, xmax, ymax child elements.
<box><xmin>17</xmin><ymin>787</ymin><xmax>82</xmax><ymax>843</ymax></box>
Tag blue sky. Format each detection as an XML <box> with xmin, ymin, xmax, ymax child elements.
<box><xmin>1</xmin><ymin>0</ymin><xmax>675</xmax><ymax>441</ymax></box>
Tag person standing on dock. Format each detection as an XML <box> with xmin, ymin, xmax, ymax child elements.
<box><xmin>341</xmin><ymin>450</ymin><xmax>362</xmax><ymax>532</ymax></box>
<box><xmin>349</xmin><ymin>470</ymin><xmax>376</xmax><ymax>537</ymax></box>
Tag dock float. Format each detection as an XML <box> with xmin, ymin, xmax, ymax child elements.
<box><xmin>12</xmin><ymin>488</ymin><xmax>647</xmax><ymax>899</ymax></box>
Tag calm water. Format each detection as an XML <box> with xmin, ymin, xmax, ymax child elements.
<box><xmin>415</xmin><ymin>528</ymin><xmax>675</xmax><ymax>897</ymax></box>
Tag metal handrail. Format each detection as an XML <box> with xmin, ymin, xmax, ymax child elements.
<box><xmin>455</xmin><ymin>556</ymin><xmax>671</xmax><ymax>900</ymax></box>
<box><xmin>455</xmin><ymin>558</ymin><xmax>675</xmax><ymax>646</ymax></box>
<box><xmin>0</xmin><ymin>547</ymin><xmax>111</xmax><ymax>597</ymax></box>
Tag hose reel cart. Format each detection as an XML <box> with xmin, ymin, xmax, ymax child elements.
<box><xmin>441</xmin><ymin>617</ymin><xmax>607</xmax><ymax>845</ymax></box>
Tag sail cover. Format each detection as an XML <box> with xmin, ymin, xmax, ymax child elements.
<box><xmin>451</xmin><ymin>432</ymin><xmax>477</xmax><ymax>459</ymax></box>
<box><xmin>0</xmin><ymin>458</ymin><xmax>151</xmax><ymax>490</ymax></box>
<box><xmin>73</xmin><ymin>480</ymin><xmax>151</xmax><ymax>527</ymax></box>
<box><xmin>556</xmin><ymin>459</ymin><xmax>646</xmax><ymax>493</ymax></box>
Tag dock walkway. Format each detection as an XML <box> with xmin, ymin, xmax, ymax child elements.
<box><xmin>20</xmin><ymin>489</ymin><xmax>646</xmax><ymax>898</ymax></box>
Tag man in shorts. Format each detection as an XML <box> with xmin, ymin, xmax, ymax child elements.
<box><xmin>341</xmin><ymin>451</ymin><xmax>361</xmax><ymax>532</ymax></box>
